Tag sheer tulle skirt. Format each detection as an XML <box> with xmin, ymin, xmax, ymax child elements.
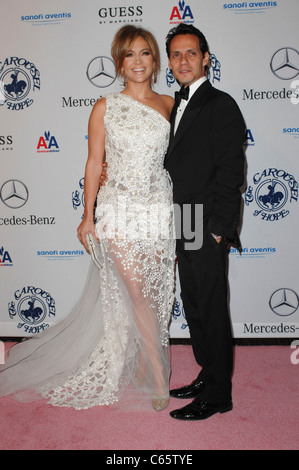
<box><xmin>0</xmin><ymin>238</ymin><xmax>175</xmax><ymax>411</ymax></box>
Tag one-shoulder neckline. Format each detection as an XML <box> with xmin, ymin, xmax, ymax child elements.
<box><xmin>115</xmin><ymin>92</ymin><xmax>170</xmax><ymax>125</ymax></box>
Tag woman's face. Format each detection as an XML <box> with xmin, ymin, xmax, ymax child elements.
<box><xmin>121</xmin><ymin>36</ymin><xmax>155</xmax><ymax>84</ymax></box>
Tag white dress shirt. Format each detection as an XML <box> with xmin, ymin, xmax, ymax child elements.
<box><xmin>174</xmin><ymin>76</ymin><xmax>207</xmax><ymax>134</ymax></box>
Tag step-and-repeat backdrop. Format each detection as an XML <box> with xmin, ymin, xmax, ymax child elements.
<box><xmin>1</xmin><ymin>0</ymin><xmax>298</xmax><ymax>338</ymax></box>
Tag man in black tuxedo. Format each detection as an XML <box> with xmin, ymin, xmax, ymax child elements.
<box><xmin>165</xmin><ymin>24</ymin><xmax>245</xmax><ymax>420</ymax></box>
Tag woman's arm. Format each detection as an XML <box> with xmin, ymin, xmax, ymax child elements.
<box><xmin>77</xmin><ymin>98</ymin><xmax>106</xmax><ymax>251</ymax></box>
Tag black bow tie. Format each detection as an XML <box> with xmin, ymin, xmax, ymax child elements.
<box><xmin>175</xmin><ymin>86</ymin><xmax>190</xmax><ymax>106</ymax></box>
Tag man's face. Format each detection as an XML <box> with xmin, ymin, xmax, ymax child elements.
<box><xmin>168</xmin><ymin>34</ymin><xmax>209</xmax><ymax>87</ymax></box>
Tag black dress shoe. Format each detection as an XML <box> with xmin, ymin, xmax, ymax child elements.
<box><xmin>170</xmin><ymin>397</ymin><xmax>233</xmax><ymax>420</ymax></box>
<box><xmin>170</xmin><ymin>376</ymin><xmax>204</xmax><ymax>399</ymax></box>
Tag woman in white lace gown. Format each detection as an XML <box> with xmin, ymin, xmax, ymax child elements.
<box><xmin>0</xmin><ymin>26</ymin><xmax>175</xmax><ymax>411</ymax></box>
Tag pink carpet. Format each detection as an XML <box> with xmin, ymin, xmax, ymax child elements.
<box><xmin>0</xmin><ymin>343</ymin><xmax>298</xmax><ymax>450</ymax></box>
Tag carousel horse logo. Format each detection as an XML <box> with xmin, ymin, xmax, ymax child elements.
<box><xmin>18</xmin><ymin>297</ymin><xmax>46</xmax><ymax>324</ymax></box>
<box><xmin>245</xmin><ymin>167</ymin><xmax>298</xmax><ymax>222</ymax></box>
<box><xmin>0</xmin><ymin>56</ymin><xmax>40</xmax><ymax>110</ymax></box>
<box><xmin>8</xmin><ymin>285</ymin><xmax>56</xmax><ymax>335</ymax></box>
<box><xmin>256</xmin><ymin>180</ymin><xmax>286</xmax><ymax>211</ymax></box>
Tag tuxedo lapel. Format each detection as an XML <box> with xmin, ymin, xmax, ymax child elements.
<box><xmin>168</xmin><ymin>102</ymin><xmax>178</xmax><ymax>145</ymax></box>
<box><xmin>165</xmin><ymin>80</ymin><xmax>212</xmax><ymax>163</ymax></box>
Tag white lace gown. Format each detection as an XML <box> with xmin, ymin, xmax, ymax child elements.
<box><xmin>0</xmin><ymin>93</ymin><xmax>176</xmax><ymax>410</ymax></box>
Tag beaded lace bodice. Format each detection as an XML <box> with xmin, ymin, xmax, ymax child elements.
<box><xmin>101</xmin><ymin>93</ymin><xmax>172</xmax><ymax>204</ymax></box>
<box><xmin>98</xmin><ymin>93</ymin><xmax>173</xmax><ymax>240</ymax></box>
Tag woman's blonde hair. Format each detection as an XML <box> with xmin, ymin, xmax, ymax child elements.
<box><xmin>111</xmin><ymin>25</ymin><xmax>160</xmax><ymax>85</ymax></box>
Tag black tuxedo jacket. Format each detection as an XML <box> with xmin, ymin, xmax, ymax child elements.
<box><xmin>164</xmin><ymin>80</ymin><xmax>245</xmax><ymax>246</ymax></box>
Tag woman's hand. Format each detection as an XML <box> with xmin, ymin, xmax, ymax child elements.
<box><xmin>77</xmin><ymin>217</ymin><xmax>98</xmax><ymax>253</ymax></box>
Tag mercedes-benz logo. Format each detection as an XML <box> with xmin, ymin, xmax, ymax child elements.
<box><xmin>270</xmin><ymin>47</ymin><xmax>299</xmax><ymax>80</ymax></box>
<box><xmin>0</xmin><ymin>179</ymin><xmax>29</xmax><ymax>208</ymax></box>
<box><xmin>269</xmin><ymin>288</ymin><xmax>299</xmax><ymax>317</ymax></box>
<box><xmin>86</xmin><ymin>56</ymin><xmax>116</xmax><ymax>88</ymax></box>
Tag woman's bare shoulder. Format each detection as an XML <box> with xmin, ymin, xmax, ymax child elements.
<box><xmin>93</xmin><ymin>96</ymin><xmax>106</xmax><ymax>113</ymax></box>
<box><xmin>89</xmin><ymin>96</ymin><xmax>106</xmax><ymax>122</ymax></box>
<box><xmin>160</xmin><ymin>93</ymin><xmax>175</xmax><ymax>113</ymax></box>
<box><xmin>160</xmin><ymin>94</ymin><xmax>175</xmax><ymax>105</ymax></box>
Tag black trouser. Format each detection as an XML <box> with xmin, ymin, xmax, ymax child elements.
<box><xmin>176</xmin><ymin>225</ymin><xmax>233</xmax><ymax>403</ymax></box>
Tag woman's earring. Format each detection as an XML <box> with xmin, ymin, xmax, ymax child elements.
<box><xmin>121</xmin><ymin>73</ymin><xmax>127</xmax><ymax>87</ymax></box>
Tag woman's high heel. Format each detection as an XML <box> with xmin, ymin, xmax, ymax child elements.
<box><xmin>152</xmin><ymin>396</ymin><xmax>169</xmax><ymax>411</ymax></box>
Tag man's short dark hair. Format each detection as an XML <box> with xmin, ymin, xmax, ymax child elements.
<box><xmin>165</xmin><ymin>23</ymin><xmax>209</xmax><ymax>59</ymax></box>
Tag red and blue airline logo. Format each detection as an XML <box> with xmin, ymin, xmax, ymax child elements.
<box><xmin>170</xmin><ymin>1</ymin><xmax>194</xmax><ymax>24</ymax></box>
<box><xmin>37</xmin><ymin>131</ymin><xmax>59</xmax><ymax>153</ymax></box>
